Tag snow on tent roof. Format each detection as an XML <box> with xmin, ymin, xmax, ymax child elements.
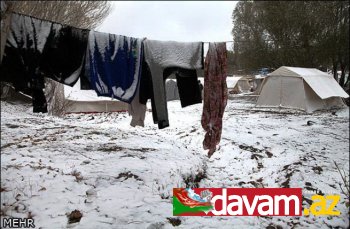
<box><xmin>269</xmin><ymin>66</ymin><xmax>327</xmax><ymax>77</ymax></box>
<box><xmin>268</xmin><ymin>66</ymin><xmax>349</xmax><ymax>99</ymax></box>
<box><xmin>226</xmin><ymin>76</ymin><xmax>242</xmax><ymax>88</ymax></box>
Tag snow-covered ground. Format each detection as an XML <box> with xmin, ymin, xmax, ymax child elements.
<box><xmin>1</xmin><ymin>98</ymin><xmax>349</xmax><ymax>229</ymax></box>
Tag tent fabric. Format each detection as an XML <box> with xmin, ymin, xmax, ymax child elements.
<box><xmin>65</xmin><ymin>100</ymin><xmax>127</xmax><ymax>113</ymax></box>
<box><xmin>227</xmin><ymin>76</ymin><xmax>251</xmax><ymax>94</ymax></box>
<box><xmin>302</xmin><ymin>75</ymin><xmax>348</xmax><ymax>99</ymax></box>
<box><xmin>257</xmin><ymin>66</ymin><xmax>348</xmax><ymax>112</ymax></box>
<box><xmin>165</xmin><ymin>79</ymin><xmax>180</xmax><ymax>101</ymax></box>
<box><xmin>269</xmin><ymin>66</ymin><xmax>349</xmax><ymax>99</ymax></box>
<box><xmin>227</xmin><ymin>76</ymin><xmax>242</xmax><ymax>89</ymax></box>
<box><xmin>63</xmin><ymin>80</ymin><xmax>128</xmax><ymax>113</ymax></box>
<box><xmin>252</xmin><ymin>77</ymin><xmax>265</xmax><ymax>95</ymax></box>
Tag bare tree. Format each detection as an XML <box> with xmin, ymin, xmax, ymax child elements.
<box><xmin>5</xmin><ymin>1</ymin><xmax>112</xmax><ymax>29</ymax></box>
<box><xmin>44</xmin><ymin>78</ymin><xmax>74</xmax><ymax>116</ymax></box>
<box><xmin>1</xmin><ymin>2</ymin><xmax>13</xmax><ymax>62</ymax></box>
<box><xmin>2</xmin><ymin>1</ymin><xmax>112</xmax><ymax>116</ymax></box>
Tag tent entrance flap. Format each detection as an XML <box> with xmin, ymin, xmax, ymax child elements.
<box><xmin>256</xmin><ymin>76</ymin><xmax>281</xmax><ymax>107</ymax></box>
<box><xmin>281</xmin><ymin>77</ymin><xmax>306</xmax><ymax>110</ymax></box>
<box><xmin>303</xmin><ymin>80</ymin><xmax>327</xmax><ymax>112</ymax></box>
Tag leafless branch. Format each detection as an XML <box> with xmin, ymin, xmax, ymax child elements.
<box><xmin>333</xmin><ymin>161</ymin><xmax>350</xmax><ymax>200</ymax></box>
<box><xmin>5</xmin><ymin>1</ymin><xmax>112</xmax><ymax>29</ymax></box>
<box><xmin>3</xmin><ymin>1</ymin><xmax>112</xmax><ymax>116</ymax></box>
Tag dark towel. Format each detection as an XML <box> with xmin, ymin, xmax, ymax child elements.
<box><xmin>32</xmin><ymin>87</ymin><xmax>48</xmax><ymax>113</ymax></box>
<box><xmin>175</xmin><ymin>69</ymin><xmax>202</xmax><ymax>107</ymax></box>
<box><xmin>0</xmin><ymin>13</ymin><xmax>55</xmax><ymax>112</ymax></box>
<box><xmin>0</xmin><ymin>13</ymin><xmax>89</xmax><ymax>112</ymax></box>
<box><xmin>40</xmin><ymin>25</ymin><xmax>89</xmax><ymax>86</ymax></box>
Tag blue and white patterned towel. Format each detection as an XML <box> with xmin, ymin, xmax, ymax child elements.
<box><xmin>86</xmin><ymin>31</ymin><xmax>143</xmax><ymax>103</ymax></box>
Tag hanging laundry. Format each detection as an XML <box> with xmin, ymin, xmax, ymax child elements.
<box><xmin>201</xmin><ymin>43</ymin><xmax>228</xmax><ymax>157</ymax></box>
<box><xmin>32</xmin><ymin>87</ymin><xmax>48</xmax><ymax>113</ymax></box>
<box><xmin>1</xmin><ymin>13</ymin><xmax>56</xmax><ymax>112</ymax></box>
<box><xmin>175</xmin><ymin>68</ymin><xmax>203</xmax><ymax>107</ymax></box>
<box><xmin>0</xmin><ymin>2</ymin><xmax>12</xmax><ymax>63</ymax></box>
<box><xmin>40</xmin><ymin>25</ymin><xmax>89</xmax><ymax>86</ymax></box>
<box><xmin>127</xmin><ymin>43</ymin><xmax>146</xmax><ymax>127</ymax></box>
<box><xmin>83</xmin><ymin>31</ymin><xmax>143</xmax><ymax>103</ymax></box>
<box><xmin>139</xmin><ymin>54</ymin><xmax>153</xmax><ymax>104</ymax></box>
<box><xmin>128</xmin><ymin>54</ymin><xmax>155</xmax><ymax>127</ymax></box>
<box><xmin>140</xmin><ymin>66</ymin><xmax>203</xmax><ymax>126</ymax></box>
<box><xmin>138</xmin><ymin>40</ymin><xmax>204</xmax><ymax>129</ymax></box>
<box><xmin>0</xmin><ymin>12</ymin><xmax>89</xmax><ymax>113</ymax></box>
<box><xmin>128</xmin><ymin>83</ymin><xmax>146</xmax><ymax>127</ymax></box>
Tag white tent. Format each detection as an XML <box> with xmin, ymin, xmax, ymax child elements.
<box><xmin>165</xmin><ymin>79</ymin><xmax>180</xmax><ymax>101</ymax></box>
<box><xmin>64</xmin><ymin>80</ymin><xmax>128</xmax><ymax>113</ymax></box>
<box><xmin>256</xmin><ymin>66</ymin><xmax>349</xmax><ymax>112</ymax></box>
<box><xmin>64</xmin><ymin>84</ymin><xmax>128</xmax><ymax>113</ymax></box>
<box><xmin>252</xmin><ymin>75</ymin><xmax>266</xmax><ymax>95</ymax></box>
<box><xmin>46</xmin><ymin>79</ymin><xmax>128</xmax><ymax>115</ymax></box>
<box><xmin>227</xmin><ymin>76</ymin><xmax>252</xmax><ymax>94</ymax></box>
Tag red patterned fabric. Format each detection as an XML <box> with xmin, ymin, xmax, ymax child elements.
<box><xmin>201</xmin><ymin>43</ymin><xmax>228</xmax><ymax>157</ymax></box>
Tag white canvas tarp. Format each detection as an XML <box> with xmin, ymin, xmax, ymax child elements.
<box><xmin>256</xmin><ymin>66</ymin><xmax>349</xmax><ymax>112</ymax></box>
<box><xmin>252</xmin><ymin>75</ymin><xmax>266</xmax><ymax>95</ymax></box>
<box><xmin>227</xmin><ymin>76</ymin><xmax>252</xmax><ymax>94</ymax></box>
<box><xmin>227</xmin><ymin>76</ymin><xmax>242</xmax><ymax>89</ymax></box>
<box><xmin>269</xmin><ymin>67</ymin><xmax>348</xmax><ymax>99</ymax></box>
<box><xmin>64</xmin><ymin>80</ymin><xmax>128</xmax><ymax>113</ymax></box>
<box><xmin>165</xmin><ymin>79</ymin><xmax>180</xmax><ymax>101</ymax></box>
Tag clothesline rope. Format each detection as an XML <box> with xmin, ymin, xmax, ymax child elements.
<box><xmin>203</xmin><ymin>41</ymin><xmax>234</xmax><ymax>43</ymax></box>
<box><xmin>8</xmin><ymin>10</ymin><xmax>236</xmax><ymax>44</ymax></box>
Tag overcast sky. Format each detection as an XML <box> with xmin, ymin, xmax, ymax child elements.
<box><xmin>96</xmin><ymin>1</ymin><xmax>237</xmax><ymax>50</ymax></box>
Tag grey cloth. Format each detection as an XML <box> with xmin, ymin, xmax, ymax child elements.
<box><xmin>143</xmin><ymin>40</ymin><xmax>203</xmax><ymax>128</ymax></box>
<box><xmin>128</xmin><ymin>81</ymin><xmax>146</xmax><ymax>127</ymax></box>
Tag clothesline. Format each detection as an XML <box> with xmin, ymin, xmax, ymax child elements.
<box><xmin>8</xmin><ymin>10</ymin><xmax>235</xmax><ymax>45</ymax></box>
<box><xmin>1</xmin><ymin>10</ymin><xmax>228</xmax><ymax>157</ymax></box>
<box><xmin>203</xmin><ymin>41</ymin><xmax>234</xmax><ymax>43</ymax></box>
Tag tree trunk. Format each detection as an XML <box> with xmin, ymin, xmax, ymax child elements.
<box><xmin>44</xmin><ymin>78</ymin><xmax>69</xmax><ymax>116</ymax></box>
<box><xmin>345</xmin><ymin>72</ymin><xmax>349</xmax><ymax>86</ymax></box>
<box><xmin>333</xmin><ymin>61</ymin><xmax>338</xmax><ymax>81</ymax></box>
<box><xmin>339</xmin><ymin>61</ymin><xmax>346</xmax><ymax>87</ymax></box>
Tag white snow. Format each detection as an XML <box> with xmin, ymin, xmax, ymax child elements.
<box><xmin>8</xmin><ymin>14</ymin><xmax>56</xmax><ymax>52</ymax></box>
<box><xmin>285</xmin><ymin>66</ymin><xmax>328</xmax><ymax>76</ymax></box>
<box><xmin>1</xmin><ymin>98</ymin><xmax>349</xmax><ymax>228</ymax></box>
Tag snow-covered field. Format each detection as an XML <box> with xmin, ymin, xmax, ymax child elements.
<box><xmin>1</xmin><ymin>97</ymin><xmax>349</xmax><ymax>229</ymax></box>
